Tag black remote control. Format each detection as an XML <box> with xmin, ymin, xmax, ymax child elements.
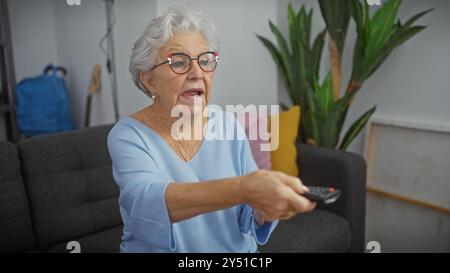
<box><xmin>303</xmin><ymin>186</ymin><xmax>341</xmax><ymax>205</ymax></box>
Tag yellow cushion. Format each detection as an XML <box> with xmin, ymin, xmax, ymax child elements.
<box><xmin>270</xmin><ymin>105</ymin><xmax>301</xmax><ymax>177</ymax></box>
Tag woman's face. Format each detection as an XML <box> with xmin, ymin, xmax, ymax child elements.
<box><xmin>141</xmin><ymin>31</ymin><xmax>215</xmax><ymax>115</ymax></box>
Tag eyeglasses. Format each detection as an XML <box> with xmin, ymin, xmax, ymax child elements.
<box><xmin>151</xmin><ymin>51</ymin><xmax>219</xmax><ymax>74</ymax></box>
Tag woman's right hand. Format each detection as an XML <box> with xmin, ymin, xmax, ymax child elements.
<box><xmin>240</xmin><ymin>170</ymin><xmax>316</xmax><ymax>221</ymax></box>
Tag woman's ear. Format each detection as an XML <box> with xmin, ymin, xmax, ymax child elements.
<box><xmin>139</xmin><ymin>70</ymin><xmax>155</xmax><ymax>94</ymax></box>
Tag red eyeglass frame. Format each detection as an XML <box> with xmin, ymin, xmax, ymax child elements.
<box><xmin>150</xmin><ymin>51</ymin><xmax>219</xmax><ymax>74</ymax></box>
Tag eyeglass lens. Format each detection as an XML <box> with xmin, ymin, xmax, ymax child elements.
<box><xmin>170</xmin><ymin>52</ymin><xmax>217</xmax><ymax>74</ymax></box>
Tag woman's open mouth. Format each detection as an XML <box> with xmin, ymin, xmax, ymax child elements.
<box><xmin>180</xmin><ymin>88</ymin><xmax>205</xmax><ymax>101</ymax></box>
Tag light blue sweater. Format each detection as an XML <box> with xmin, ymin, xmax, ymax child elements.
<box><xmin>107</xmin><ymin>108</ymin><xmax>278</xmax><ymax>253</ymax></box>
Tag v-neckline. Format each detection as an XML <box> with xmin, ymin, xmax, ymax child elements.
<box><xmin>124</xmin><ymin>116</ymin><xmax>211</xmax><ymax>164</ymax></box>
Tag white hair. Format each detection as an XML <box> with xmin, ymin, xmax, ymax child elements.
<box><xmin>129</xmin><ymin>4</ymin><xmax>219</xmax><ymax>96</ymax></box>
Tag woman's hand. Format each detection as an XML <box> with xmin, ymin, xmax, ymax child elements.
<box><xmin>240</xmin><ymin>170</ymin><xmax>316</xmax><ymax>221</ymax></box>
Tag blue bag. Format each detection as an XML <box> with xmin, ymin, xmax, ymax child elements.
<box><xmin>16</xmin><ymin>64</ymin><xmax>76</xmax><ymax>137</ymax></box>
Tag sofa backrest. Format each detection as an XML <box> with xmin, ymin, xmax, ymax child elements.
<box><xmin>0</xmin><ymin>141</ymin><xmax>37</xmax><ymax>252</ymax></box>
<box><xmin>17</xmin><ymin>124</ymin><xmax>122</xmax><ymax>250</ymax></box>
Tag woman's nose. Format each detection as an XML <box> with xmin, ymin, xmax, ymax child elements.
<box><xmin>187</xmin><ymin>60</ymin><xmax>204</xmax><ymax>79</ymax></box>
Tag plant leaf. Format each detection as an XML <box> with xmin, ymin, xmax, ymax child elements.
<box><xmin>339</xmin><ymin>106</ymin><xmax>377</xmax><ymax>150</ymax></box>
<box><xmin>364</xmin><ymin>0</ymin><xmax>401</xmax><ymax>69</ymax></box>
<box><xmin>388</xmin><ymin>25</ymin><xmax>427</xmax><ymax>49</ymax></box>
<box><xmin>256</xmin><ymin>35</ymin><xmax>297</xmax><ymax>104</ymax></box>
<box><xmin>269</xmin><ymin>20</ymin><xmax>293</xmax><ymax>85</ymax></box>
<box><xmin>318</xmin><ymin>0</ymin><xmax>352</xmax><ymax>55</ymax></box>
<box><xmin>314</xmin><ymin>73</ymin><xmax>334</xmax><ymax>121</ymax></box>
<box><xmin>403</xmin><ymin>8</ymin><xmax>433</xmax><ymax>29</ymax></box>
<box><xmin>311</xmin><ymin>29</ymin><xmax>326</xmax><ymax>79</ymax></box>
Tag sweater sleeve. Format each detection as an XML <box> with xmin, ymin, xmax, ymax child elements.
<box><xmin>107</xmin><ymin>123</ymin><xmax>176</xmax><ymax>250</ymax></box>
<box><xmin>235</xmin><ymin>116</ymin><xmax>278</xmax><ymax>245</ymax></box>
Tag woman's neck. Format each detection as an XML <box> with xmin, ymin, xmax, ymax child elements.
<box><xmin>141</xmin><ymin>103</ymin><xmax>208</xmax><ymax>141</ymax></box>
<box><xmin>146</xmin><ymin>104</ymin><xmax>175</xmax><ymax>136</ymax></box>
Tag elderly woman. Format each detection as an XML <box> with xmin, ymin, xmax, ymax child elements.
<box><xmin>107</xmin><ymin>5</ymin><xmax>315</xmax><ymax>253</ymax></box>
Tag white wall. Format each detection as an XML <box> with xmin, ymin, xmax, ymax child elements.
<box><xmin>51</xmin><ymin>0</ymin><xmax>156</xmax><ymax>127</ymax></box>
<box><xmin>4</xmin><ymin>0</ymin><xmax>59</xmax><ymax>141</ymax></box>
<box><xmin>8</xmin><ymin>0</ymin><xmax>58</xmax><ymax>81</ymax></box>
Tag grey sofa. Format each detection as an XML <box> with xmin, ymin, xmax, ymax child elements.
<box><xmin>0</xmin><ymin>124</ymin><xmax>366</xmax><ymax>253</ymax></box>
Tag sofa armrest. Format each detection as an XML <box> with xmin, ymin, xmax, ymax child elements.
<box><xmin>296</xmin><ymin>142</ymin><xmax>366</xmax><ymax>253</ymax></box>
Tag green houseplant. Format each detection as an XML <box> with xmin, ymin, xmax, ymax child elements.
<box><xmin>257</xmin><ymin>0</ymin><xmax>431</xmax><ymax>150</ymax></box>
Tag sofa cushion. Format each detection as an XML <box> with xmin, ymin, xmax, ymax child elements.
<box><xmin>0</xmin><ymin>141</ymin><xmax>37</xmax><ymax>252</ymax></box>
<box><xmin>47</xmin><ymin>225</ymin><xmax>122</xmax><ymax>253</ymax></box>
<box><xmin>271</xmin><ymin>106</ymin><xmax>301</xmax><ymax>177</ymax></box>
<box><xmin>260</xmin><ymin>209</ymin><xmax>351</xmax><ymax>253</ymax></box>
<box><xmin>17</xmin><ymin>125</ymin><xmax>122</xmax><ymax>250</ymax></box>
